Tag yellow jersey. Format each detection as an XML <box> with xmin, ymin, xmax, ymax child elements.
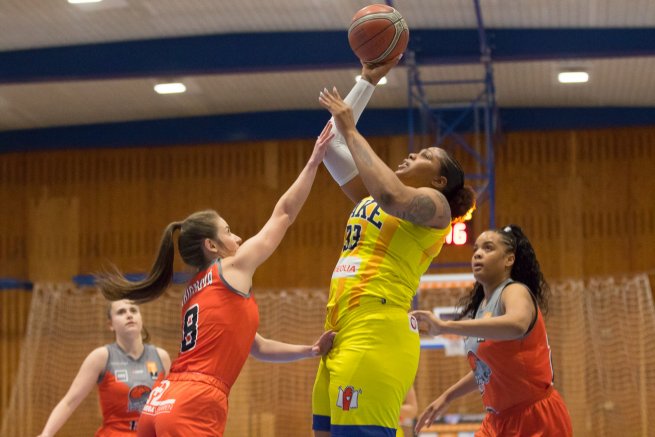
<box><xmin>326</xmin><ymin>196</ymin><xmax>450</xmax><ymax>329</ymax></box>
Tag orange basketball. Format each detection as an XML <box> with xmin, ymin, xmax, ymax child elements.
<box><xmin>347</xmin><ymin>4</ymin><xmax>409</xmax><ymax>64</ymax></box>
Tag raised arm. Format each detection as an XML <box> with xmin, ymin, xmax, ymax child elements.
<box><xmin>322</xmin><ymin>59</ymin><xmax>400</xmax><ymax>203</ymax></box>
<box><xmin>224</xmin><ymin>124</ymin><xmax>332</xmax><ymax>282</ymax></box>
<box><xmin>415</xmin><ymin>371</ymin><xmax>478</xmax><ymax>433</ymax></box>
<box><xmin>319</xmin><ymin>87</ymin><xmax>450</xmax><ymax>228</ymax></box>
<box><xmin>37</xmin><ymin>347</ymin><xmax>107</xmax><ymax>437</ymax></box>
<box><xmin>249</xmin><ymin>331</ymin><xmax>335</xmax><ymax>363</ymax></box>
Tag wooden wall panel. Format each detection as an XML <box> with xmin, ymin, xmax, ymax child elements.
<box><xmin>495</xmin><ymin>127</ymin><xmax>655</xmax><ymax>279</ymax></box>
<box><xmin>0</xmin><ymin>153</ymin><xmax>28</xmax><ymax>278</ymax></box>
<box><xmin>0</xmin><ymin>126</ymin><xmax>654</xmax><ymax>286</ymax></box>
<box><xmin>27</xmin><ymin>197</ymin><xmax>79</xmax><ymax>281</ymax></box>
<box><xmin>0</xmin><ymin>290</ymin><xmax>32</xmax><ymax>426</ymax></box>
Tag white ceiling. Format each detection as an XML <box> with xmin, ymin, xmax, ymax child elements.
<box><xmin>0</xmin><ymin>0</ymin><xmax>654</xmax><ymax>134</ymax></box>
<box><xmin>2</xmin><ymin>0</ymin><xmax>654</xmax><ymax>51</ymax></box>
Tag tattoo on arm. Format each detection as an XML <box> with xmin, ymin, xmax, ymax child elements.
<box><xmin>397</xmin><ymin>194</ymin><xmax>448</xmax><ymax>225</ymax></box>
<box><xmin>397</xmin><ymin>195</ymin><xmax>437</xmax><ymax>223</ymax></box>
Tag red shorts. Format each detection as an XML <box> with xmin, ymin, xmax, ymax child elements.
<box><xmin>477</xmin><ymin>388</ymin><xmax>573</xmax><ymax>437</ymax></box>
<box><xmin>137</xmin><ymin>373</ymin><xmax>230</xmax><ymax>437</ymax></box>
<box><xmin>95</xmin><ymin>427</ymin><xmax>137</xmax><ymax>437</ymax></box>
<box><xmin>95</xmin><ymin>419</ymin><xmax>139</xmax><ymax>436</ymax></box>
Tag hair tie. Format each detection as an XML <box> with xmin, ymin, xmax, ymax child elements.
<box><xmin>503</xmin><ymin>226</ymin><xmax>512</xmax><ymax>233</ymax></box>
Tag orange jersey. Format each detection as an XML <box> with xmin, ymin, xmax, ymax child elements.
<box><xmin>464</xmin><ymin>280</ymin><xmax>555</xmax><ymax>414</ymax></box>
<box><xmin>96</xmin><ymin>343</ymin><xmax>165</xmax><ymax>434</ymax></box>
<box><xmin>169</xmin><ymin>259</ymin><xmax>259</xmax><ymax>389</ymax></box>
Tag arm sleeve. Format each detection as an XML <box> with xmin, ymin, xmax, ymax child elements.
<box><xmin>323</xmin><ymin>79</ymin><xmax>376</xmax><ymax>186</ymax></box>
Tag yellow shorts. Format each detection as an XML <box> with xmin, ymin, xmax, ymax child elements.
<box><xmin>312</xmin><ymin>303</ymin><xmax>420</xmax><ymax>436</ymax></box>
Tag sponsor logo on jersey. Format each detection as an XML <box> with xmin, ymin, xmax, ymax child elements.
<box><xmin>142</xmin><ymin>380</ymin><xmax>176</xmax><ymax>415</ymax></box>
<box><xmin>332</xmin><ymin>256</ymin><xmax>361</xmax><ymax>279</ymax></box>
<box><xmin>409</xmin><ymin>314</ymin><xmax>419</xmax><ymax>333</ymax></box>
<box><xmin>336</xmin><ymin>386</ymin><xmax>362</xmax><ymax>411</ymax></box>
<box><xmin>471</xmin><ymin>354</ymin><xmax>492</xmax><ymax>394</ymax></box>
<box><xmin>128</xmin><ymin>384</ymin><xmax>152</xmax><ymax>412</ymax></box>
<box><xmin>146</xmin><ymin>360</ymin><xmax>159</xmax><ymax>379</ymax></box>
<box><xmin>115</xmin><ymin>369</ymin><xmax>128</xmax><ymax>382</ymax></box>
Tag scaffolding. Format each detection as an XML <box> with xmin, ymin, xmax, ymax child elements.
<box><xmin>406</xmin><ymin>0</ymin><xmax>498</xmax><ymax>231</ymax></box>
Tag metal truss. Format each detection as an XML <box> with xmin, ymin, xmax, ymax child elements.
<box><xmin>406</xmin><ymin>0</ymin><xmax>498</xmax><ymax>231</ymax></box>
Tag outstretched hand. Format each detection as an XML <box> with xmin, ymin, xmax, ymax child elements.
<box><xmin>410</xmin><ymin>310</ymin><xmax>446</xmax><ymax>337</ymax></box>
<box><xmin>318</xmin><ymin>87</ymin><xmax>356</xmax><ymax>138</ymax></box>
<box><xmin>361</xmin><ymin>54</ymin><xmax>402</xmax><ymax>85</ymax></box>
<box><xmin>311</xmin><ymin>330</ymin><xmax>336</xmax><ymax>357</ymax></box>
<box><xmin>308</xmin><ymin>121</ymin><xmax>334</xmax><ymax>166</ymax></box>
<box><xmin>415</xmin><ymin>394</ymin><xmax>451</xmax><ymax>434</ymax></box>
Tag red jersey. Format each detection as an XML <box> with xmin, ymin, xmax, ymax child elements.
<box><xmin>96</xmin><ymin>343</ymin><xmax>165</xmax><ymax>434</ymax></box>
<box><xmin>169</xmin><ymin>259</ymin><xmax>259</xmax><ymax>390</ymax></box>
<box><xmin>464</xmin><ymin>280</ymin><xmax>554</xmax><ymax>414</ymax></box>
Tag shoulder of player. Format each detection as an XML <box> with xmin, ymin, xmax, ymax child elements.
<box><xmin>155</xmin><ymin>346</ymin><xmax>171</xmax><ymax>362</ymax></box>
<box><xmin>409</xmin><ymin>187</ymin><xmax>451</xmax><ymax>229</ymax></box>
<box><xmin>501</xmin><ymin>283</ymin><xmax>534</xmax><ymax>302</ymax></box>
<box><xmin>84</xmin><ymin>346</ymin><xmax>110</xmax><ymax>370</ymax></box>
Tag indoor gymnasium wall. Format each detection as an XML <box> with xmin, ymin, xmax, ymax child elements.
<box><xmin>0</xmin><ymin>125</ymin><xmax>654</xmax><ymax>433</ymax></box>
<box><xmin>0</xmin><ymin>289</ymin><xmax>32</xmax><ymax>430</ymax></box>
<box><xmin>0</xmin><ymin>136</ymin><xmax>405</xmax><ymax>286</ymax></box>
<box><xmin>495</xmin><ymin>127</ymin><xmax>655</xmax><ymax>280</ymax></box>
<box><xmin>1</xmin><ymin>127</ymin><xmax>653</xmax><ymax>286</ymax></box>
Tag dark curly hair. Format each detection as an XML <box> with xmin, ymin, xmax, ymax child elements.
<box><xmin>457</xmin><ymin>224</ymin><xmax>550</xmax><ymax>319</ymax></box>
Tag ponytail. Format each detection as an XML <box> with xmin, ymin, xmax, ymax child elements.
<box><xmin>457</xmin><ymin>282</ymin><xmax>484</xmax><ymax>320</ymax></box>
<box><xmin>448</xmin><ymin>185</ymin><xmax>476</xmax><ymax>223</ymax></box>
<box><xmin>498</xmin><ymin>225</ymin><xmax>550</xmax><ymax>314</ymax></box>
<box><xmin>436</xmin><ymin>150</ymin><xmax>477</xmax><ymax>223</ymax></box>
<box><xmin>98</xmin><ymin>221</ymin><xmax>182</xmax><ymax>303</ymax></box>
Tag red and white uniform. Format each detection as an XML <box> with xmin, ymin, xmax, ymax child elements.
<box><xmin>464</xmin><ymin>279</ymin><xmax>572</xmax><ymax>436</ymax></box>
<box><xmin>138</xmin><ymin>259</ymin><xmax>259</xmax><ymax>437</ymax></box>
<box><xmin>96</xmin><ymin>343</ymin><xmax>165</xmax><ymax>436</ymax></box>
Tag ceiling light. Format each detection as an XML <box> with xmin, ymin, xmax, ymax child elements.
<box><xmin>68</xmin><ymin>0</ymin><xmax>103</xmax><ymax>4</ymax></box>
<box><xmin>154</xmin><ymin>83</ymin><xmax>187</xmax><ymax>94</ymax></box>
<box><xmin>558</xmin><ymin>71</ymin><xmax>589</xmax><ymax>84</ymax></box>
<box><xmin>355</xmin><ymin>75</ymin><xmax>387</xmax><ymax>86</ymax></box>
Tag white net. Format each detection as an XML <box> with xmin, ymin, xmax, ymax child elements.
<box><xmin>0</xmin><ymin>284</ymin><xmax>328</xmax><ymax>437</ymax></box>
<box><xmin>415</xmin><ymin>274</ymin><xmax>655</xmax><ymax>437</ymax></box>
<box><xmin>2</xmin><ymin>275</ymin><xmax>654</xmax><ymax>436</ymax></box>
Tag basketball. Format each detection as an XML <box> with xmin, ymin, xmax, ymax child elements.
<box><xmin>348</xmin><ymin>4</ymin><xmax>409</xmax><ymax>64</ymax></box>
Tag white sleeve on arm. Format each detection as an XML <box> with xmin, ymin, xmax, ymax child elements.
<box><xmin>323</xmin><ymin>79</ymin><xmax>376</xmax><ymax>186</ymax></box>
<box><xmin>344</xmin><ymin>78</ymin><xmax>376</xmax><ymax>123</ymax></box>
